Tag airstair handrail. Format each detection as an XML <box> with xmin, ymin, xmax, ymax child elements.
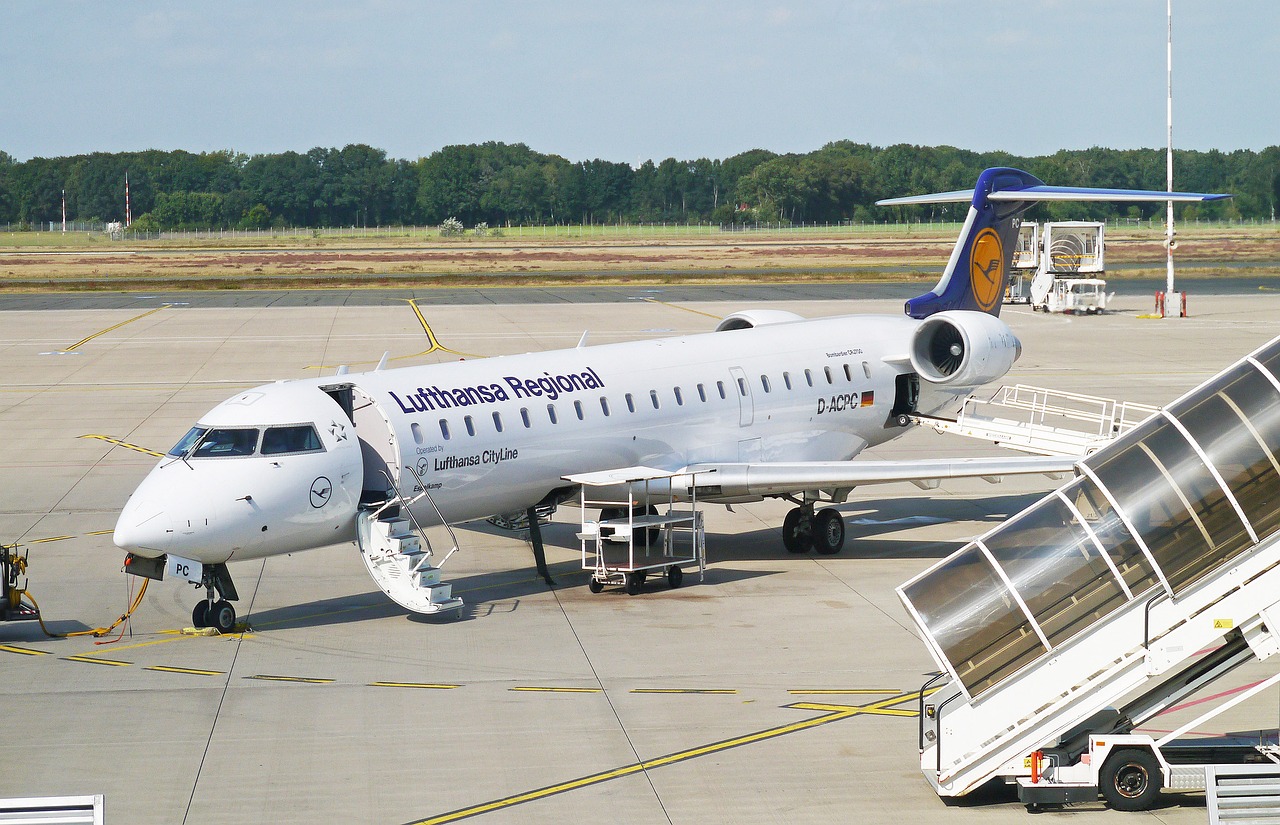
<box><xmin>402</xmin><ymin>463</ymin><xmax>463</xmax><ymax>568</ymax></box>
<box><xmin>919</xmin><ymin>672</ymin><xmax>950</xmax><ymax>751</ymax></box>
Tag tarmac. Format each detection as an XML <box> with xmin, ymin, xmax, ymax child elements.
<box><xmin>2</xmin><ymin>287</ymin><xmax>1280</xmax><ymax>824</ymax></box>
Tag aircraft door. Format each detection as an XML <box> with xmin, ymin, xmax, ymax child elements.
<box><xmin>350</xmin><ymin>387</ymin><xmax>400</xmax><ymax>500</ymax></box>
<box><xmin>729</xmin><ymin>366</ymin><xmax>754</xmax><ymax>427</ymax></box>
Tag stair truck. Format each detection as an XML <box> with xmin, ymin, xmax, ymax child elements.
<box><xmin>898</xmin><ymin>332</ymin><xmax>1280</xmax><ymax>811</ymax></box>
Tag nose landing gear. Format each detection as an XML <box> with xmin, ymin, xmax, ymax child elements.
<box><xmin>189</xmin><ymin>563</ymin><xmax>239</xmax><ymax>633</ymax></box>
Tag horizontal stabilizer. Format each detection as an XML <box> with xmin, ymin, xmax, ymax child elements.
<box><xmin>877</xmin><ymin>184</ymin><xmax>1230</xmax><ymax>207</ymax></box>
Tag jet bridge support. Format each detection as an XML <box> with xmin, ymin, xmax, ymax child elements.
<box><xmin>898</xmin><ymin>332</ymin><xmax>1280</xmax><ymax>811</ymax></box>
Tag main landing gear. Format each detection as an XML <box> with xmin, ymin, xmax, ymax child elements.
<box><xmin>781</xmin><ymin>505</ymin><xmax>845</xmax><ymax>555</ymax></box>
<box><xmin>190</xmin><ymin>563</ymin><xmax>240</xmax><ymax>633</ymax></box>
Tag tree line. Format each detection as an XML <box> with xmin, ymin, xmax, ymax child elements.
<box><xmin>1</xmin><ymin>141</ymin><xmax>1276</xmax><ymax>231</ymax></box>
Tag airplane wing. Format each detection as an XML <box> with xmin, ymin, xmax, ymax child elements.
<box><xmin>679</xmin><ymin>456</ymin><xmax>1077</xmax><ymax>498</ymax></box>
<box><xmin>568</xmin><ymin>456</ymin><xmax>1077</xmax><ymax>500</ymax></box>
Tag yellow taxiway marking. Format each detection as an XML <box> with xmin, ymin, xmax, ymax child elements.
<box><xmin>28</xmin><ymin>535</ymin><xmax>74</xmax><ymax>544</ymax></box>
<box><xmin>63</xmin><ymin>305</ymin><xmax>167</xmax><ymax>351</ymax></box>
<box><xmin>247</xmin><ymin>674</ymin><xmax>334</xmax><ymax>684</ymax></box>
<box><xmin>84</xmin><ymin>529</ymin><xmax>115</xmax><ymax>536</ymax></box>
<box><xmin>305</xmin><ymin>298</ymin><xmax>483</xmax><ymax>369</ymax></box>
<box><xmin>630</xmin><ymin>688</ymin><xmax>737</xmax><ymax>695</ymax></box>
<box><xmin>79</xmin><ymin>434</ymin><xmax>165</xmax><ymax>458</ymax></box>
<box><xmin>787</xmin><ymin>688</ymin><xmax>900</xmax><ymax>695</ymax></box>
<box><xmin>370</xmin><ymin>682</ymin><xmax>462</xmax><ymax>690</ymax></box>
<box><xmin>0</xmin><ymin>644</ymin><xmax>49</xmax><ymax>656</ymax></box>
<box><xmin>641</xmin><ymin>296</ymin><xmax>722</xmax><ymax>320</ymax></box>
<box><xmin>67</xmin><ymin>633</ymin><xmax>200</xmax><ymax>657</ymax></box>
<box><xmin>510</xmin><ymin>686</ymin><xmax>602</xmax><ymax>694</ymax></box>
<box><xmin>64</xmin><ymin>655</ymin><xmax>131</xmax><ymax>667</ymax></box>
<box><xmin>145</xmin><ymin>666</ymin><xmax>224</xmax><ymax>677</ymax></box>
<box><xmin>406</xmin><ymin>690</ymin><xmax>925</xmax><ymax>825</ymax></box>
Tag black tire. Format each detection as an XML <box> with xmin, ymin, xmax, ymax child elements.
<box><xmin>667</xmin><ymin>565</ymin><xmax>683</xmax><ymax>588</ymax></box>
<box><xmin>813</xmin><ymin>508</ymin><xmax>845</xmax><ymax>555</ymax></box>
<box><xmin>1100</xmin><ymin>749</ymin><xmax>1162</xmax><ymax>812</ymax></box>
<box><xmin>191</xmin><ymin>600</ymin><xmax>209</xmax><ymax>628</ymax></box>
<box><xmin>895</xmin><ymin>413</ymin><xmax>911</xmax><ymax>428</ymax></box>
<box><xmin>588</xmin><ymin>578</ymin><xmax>604</xmax><ymax>594</ymax></box>
<box><xmin>782</xmin><ymin>508</ymin><xmax>810</xmax><ymax>554</ymax></box>
<box><xmin>624</xmin><ymin>572</ymin><xmax>642</xmax><ymax>596</ymax></box>
<box><xmin>210</xmin><ymin>600</ymin><xmax>237</xmax><ymax>634</ymax></box>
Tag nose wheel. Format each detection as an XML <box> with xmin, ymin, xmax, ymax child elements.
<box><xmin>188</xmin><ymin>562</ymin><xmax>240</xmax><ymax>633</ymax></box>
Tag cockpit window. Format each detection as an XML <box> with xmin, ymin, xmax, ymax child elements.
<box><xmin>191</xmin><ymin>428</ymin><xmax>259</xmax><ymax>458</ymax></box>
<box><xmin>168</xmin><ymin>427</ymin><xmax>209</xmax><ymax>457</ymax></box>
<box><xmin>261</xmin><ymin>425</ymin><xmax>324</xmax><ymax>455</ymax></box>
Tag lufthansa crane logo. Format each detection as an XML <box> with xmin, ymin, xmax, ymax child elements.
<box><xmin>310</xmin><ymin>476</ymin><xmax>332</xmax><ymax>508</ymax></box>
<box><xmin>969</xmin><ymin>228</ymin><xmax>1004</xmax><ymax>312</ymax></box>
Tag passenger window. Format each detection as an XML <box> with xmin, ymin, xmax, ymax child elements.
<box><xmin>862</xmin><ymin>361</ymin><xmax>872</xmax><ymax>379</ymax></box>
<box><xmin>824</xmin><ymin>367</ymin><xmax>833</xmax><ymax>384</ymax></box>
<box><xmin>761</xmin><ymin>375</ymin><xmax>771</xmax><ymax>393</ymax></box>
<box><xmin>783</xmin><ymin>372</ymin><xmax>792</xmax><ymax>390</ymax></box>
<box><xmin>574</xmin><ymin>400</ymin><xmax>584</xmax><ymax>420</ymax></box>
<box><xmin>492</xmin><ymin>412</ymin><xmax>503</xmax><ymax>433</ymax></box>
<box><xmin>651</xmin><ymin>390</ymin><xmax>660</xmax><ymax>410</ymax></box>
<box><xmin>410</xmin><ymin>422</ymin><xmax>423</xmax><ymax>445</ymax></box>
<box><xmin>439</xmin><ymin>419</ymin><xmax>451</xmax><ymax>440</ymax></box>
<box><xmin>600</xmin><ymin>397</ymin><xmax>610</xmax><ymax>416</ymax></box>
<box><xmin>547</xmin><ymin>404</ymin><xmax>557</xmax><ymax>424</ymax></box>
<box><xmin>193</xmin><ymin>428</ymin><xmax>259</xmax><ymax>458</ymax></box>
<box><xmin>697</xmin><ymin>383</ymin><xmax>707</xmax><ymax>402</ymax></box>
<box><xmin>717</xmin><ymin>381</ymin><xmax>727</xmax><ymax>399</ymax></box>
<box><xmin>737</xmin><ymin>377</ymin><xmax>747</xmax><ymax>396</ymax></box>
<box><xmin>674</xmin><ymin>387</ymin><xmax>683</xmax><ymax>406</ymax></box>
<box><xmin>805</xmin><ymin>369</ymin><xmax>814</xmax><ymax>387</ymax></box>
<box><xmin>464</xmin><ymin>416</ymin><xmax>475</xmax><ymax>437</ymax></box>
<box><xmin>521</xmin><ymin>408</ymin><xmax>531</xmax><ymax>428</ymax></box>
<box><xmin>626</xmin><ymin>393</ymin><xmax>636</xmax><ymax>413</ymax></box>
<box><xmin>844</xmin><ymin>364</ymin><xmax>853</xmax><ymax>382</ymax></box>
<box><xmin>261</xmin><ymin>425</ymin><xmax>323</xmax><ymax>455</ymax></box>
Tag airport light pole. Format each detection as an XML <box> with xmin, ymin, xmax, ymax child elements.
<box><xmin>1164</xmin><ymin>0</ymin><xmax>1180</xmax><ymax>316</ymax></box>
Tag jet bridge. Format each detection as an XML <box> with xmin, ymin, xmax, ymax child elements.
<box><xmin>898</xmin><ymin>333</ymin><xmax>1280</xmax><ymax>808</ymax></box>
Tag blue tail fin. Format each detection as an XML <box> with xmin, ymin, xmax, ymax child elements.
<box><xmin>877</xmin><ymin>167</ymin><xmax>1231</xmax><ymax>319</ymax></box>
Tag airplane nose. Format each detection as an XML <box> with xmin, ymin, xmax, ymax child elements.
<box><xmin>113</xmin><ymin>496</ymin><xmax>169</xmax><ymax>554</ymax></box>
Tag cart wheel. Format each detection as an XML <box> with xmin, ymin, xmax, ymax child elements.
<box><xmin>624</xmin><ymin>572</ymin><xmax>643</xmax><ymax>595</ymax></box>
<box><xmin>667</xmin><ymin>565</ymin><xmax>683</xmax><ymax>589</ymax></box>
<box><xmin>1100</xmin><ymin>748</ymin><xmax>1162</xmax><ymax>811</ymax></box>
<box><xmin>588</xmin><ymin>578</ymin><xmax>604</xmax><ymax>594</ymax></box>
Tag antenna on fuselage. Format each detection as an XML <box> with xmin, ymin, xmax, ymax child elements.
<box><xmin>375</xmin><ymin>352</ymin><xmax>390</xmax><ymax>371</ymax></box>
<box><xmin>576</xmin><ymin>331</ymin><xmax>589</xmax><ymax>348</ymax></box>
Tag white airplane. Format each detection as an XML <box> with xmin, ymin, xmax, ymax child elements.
<box><xmin>112</xmin><ymin>168</ymin><xmax>1227</xmax><ymax>631</ymax></box>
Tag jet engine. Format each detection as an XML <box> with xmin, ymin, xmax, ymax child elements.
<box><xmin>715</xmin><ymin>310</ymin><xmax>805</xmax><ymax>331</ymax></box>
<box><xmin>909</xmin><ymin>311</ymin><xmax>1022</xmax><ymax>387</ymax></box>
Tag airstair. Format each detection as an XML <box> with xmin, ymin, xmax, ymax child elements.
<box><xmin>356</xmin><ymin>469</ymin><xmax>463</xmax><ymax>615</ymax></box>
<box><xmin>915</xmin><ymin>384</ymin><xmax>1159</xmax><ymax>457</ymax></box>
<box><xmin>897</xmin><ymin>333</ymin><xmax>1280</xmax><ymax>807</ymax></box>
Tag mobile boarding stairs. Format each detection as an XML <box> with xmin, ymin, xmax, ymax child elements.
<box><xmin>899</xmin><ymin>333</ymin><xmax>1280</xmax><ymax>811</ymax></box>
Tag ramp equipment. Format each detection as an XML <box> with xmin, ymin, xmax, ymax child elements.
<box><xmin>356</xmin><ymin>466</ymin><xmax>463</xmax><ymax>616</ymax></box>
<box><xmin>1</xmin><ymin>544</ymin><xmax>38</xmax><ymax>623</ymax></box>
<box><xmin>898</xmin><ymin>333</ymin><xmax>1280</xmax><ymax>811</ymax></box>
<box><xmin>0</xmin><ymin>795</ymin><xmax>103</xmax><ymax>824</ymax></box>
<box><xmin>566</xmin><ymin>467</ymin><xmax>706</xmax><ymax>595</ymax></box>
<box><xmin>915</xmin><ymin>384</ymin><xmax>1159</xmax><ymax>457</ymax></box>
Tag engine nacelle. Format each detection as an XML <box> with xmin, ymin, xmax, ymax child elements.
<box><xmin>715</xmin><ymin>309</ymin><xmax>805</xmax><ymax>332</ymax></box>
<box><xmin>909</xmin><ymin>311</ymin><xmax>1022</xmax><ymax>387</ymax></box>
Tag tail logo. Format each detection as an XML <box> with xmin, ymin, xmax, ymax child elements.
<box><xmin>969</xmin><ymin>228</ymin><xmax>1004</xmax><ymax>312</ymax></box>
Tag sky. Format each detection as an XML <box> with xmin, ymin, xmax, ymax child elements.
<box><xmin>3</xmin><ymin>1</ymin><xmax>1277</xmax><ymax>164</ymax></box>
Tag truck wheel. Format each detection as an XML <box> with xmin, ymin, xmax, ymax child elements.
<box><xmin>1100</xmin><ymin>749</ymin><xmax>1162</xmax><ymax>811</ymax></box>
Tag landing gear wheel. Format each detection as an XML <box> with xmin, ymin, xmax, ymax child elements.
<box><xmin>624</xmin><ymin>572</ymin><xmax>643</xmax><ymax>596</ymax></box>
<box><xmin>209</xmin><ymin>600</ymin><xmax>237</xmax><ymax>634</ymax></box>
<box><xmin>1100</xmin><ymin>749</ymin><xmax>1162</xmax><ymax>812</ymax></box>
<box><xmin>191</xmin><ymin>601</ymin><xmax>210</xmax><ymax>628</ymax></box>
<box><xmin>667</xmin><ymin>565</ymin><xmax>683</xmax><ymax>588</ymax></box>
<box><xmin>813</xmin><ymin>508</ymin><xmax>845</xmax><ymax>555</ymax></box>
<box><xmin>895</xmin><ymin>413</ymin><xmax>911</xmax><ymax>427</ymax></box>
<box><xmin>782</xmin><ymin>508</ymin><xmax>811</xmax><ymax>554</ymax></box>
<box><xmin>588</xmin><ymin>577</ymin><xmax>604</xmax><ymax>594</ymax></box>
